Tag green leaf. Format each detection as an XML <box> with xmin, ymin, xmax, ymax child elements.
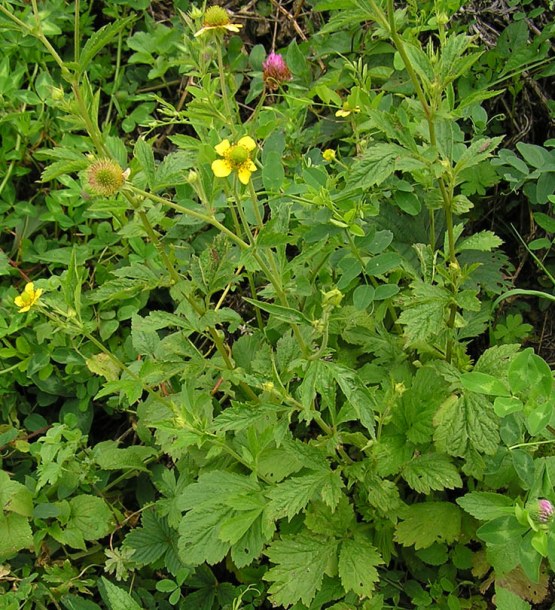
<box><xmin>338</xmin><ymin>533</ymin><xmax>382</xmax><ymax>598</ymax></box>
<box><xmin>92</xmin><ymin>441</ymin><xmax>157</xmax><ymax>471</ymax></box>
<box><xmin>78</xmin><ymin>17</ymin><xmax>135</xmax><ymax>74</ymax></box>
<box><xmin>68</xmin><ymin>495</ymin><xmax>114</xmax><ymax>541</ymax></box>
<box><xmin>243</xmin><ymin>297</ymin><xmax>312</xmax><ymax>326</ymax></box>
<box><xmin>398</xmin><ymin>284</ymin><xmax>450</xmax><ymax>344</ymax></box>
<box><xmin>434</xmin><ymin>393</ymin><xmax>499</xmax><ymax>457</ymax></box>
<box><xmin>328</xmin><ymin>363</ymin><xmax>377</xmax><ymax>435</ymax></box>
<box><xmin>457</xmin><ymin>231</ymin><xmax>503</xmax><ymax>252</ymax></box>
<box><xmin>0</xmin><ymin>512</ymin><xmax>32</xmax><ymax>559</ymax></box>
<box><xmin>402</xmin><ymin>453</ymin><xmax>463</xmax><ymax>494</ymax></box>
<box><xmin>134</xmin><ymin>137</ymin><xmax>156</xmax><ymax>187</ymax></box>
<box><xmin>86</xmin><ymin>353</ymin><xmax>120</xmax><ymax>382</ymax></box>
<box><xmin>494</xmin><ymin>587</ymin><xmax>531</xmax><ymax>610</ymax></box>
<box><xmin>460</xmin><ymin>372</ymin><xmax>511</xmax><ymax>396</ymax></box>
<box><xmin>476</xmin><ymin>516</ymin><xmax>527</xmax><ymax>545</ymax></box>
<box><xmin>177</xmin><ymin>471</ymin><xmax>271</xmax><ymax>567</ymax></box>
<box><xmin>347</xmin><ymin>143</ymin><xmax>405</xmax><ymax>190</ymax></box>
<box><xmin>267</xmin><ymin>469</ymin><xmax>343</xmax><ymax>520</ymax></box>
<box><xmin>264</xmin><ymin>532</ymin><xmax>338</xmax><ymax>607</ymax></box>
<box><xmin>365</xmin><ymin>252</ymin><xmax>402</xmax><ymax>276</ymax></box>
<box><xmin>99</xmin><ymin>577</ymin><xmax>142</xmax><ymax>610</ymax></box>
<box><xmin>456</xmin><ymin>492</ymin><xmax>514</xmax><ymax>520</ymax></box>
<box><xmin>516</xmin><ymin>142</ymin><xmax>551</xmax><ymax>169</ymax></box>
<box><xmin>395</xmin><ymin>502</ymin><xmax>462</xmax><ymax>549</ymax></box>
<box><xmin>454</xmin><ymin>137</ymin><xmax>504</xmax><ymax>174</ymax></box>
<box><xmin>61</xmin><ymin>594</ymin><xmax>102</xmax><ymax>610</ymax></box>
<box><xmin>0</xmin><ymin>471</ymin><xmax>33</xmax><ymax>517</ymax></box>
<box><xmin>124</xmin><ymin>509</ymin><xmax>181</xmax><ymax>574</ymax></box>
<box><xmin>352</xmin><ymin>285</ymin><xmax>375</xmax><ymax>310</ymax></box>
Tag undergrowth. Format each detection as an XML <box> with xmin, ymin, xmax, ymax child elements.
<box><xmin>0</xmin><ymin>0</ymin><xmax>554</xmax><ymax>608</ymax></box>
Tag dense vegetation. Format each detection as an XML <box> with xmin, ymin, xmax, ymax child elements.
<box><xmin>0</xmin><ymin>0</ymin><xmax>554</xmax><ymax>608</ymax></box>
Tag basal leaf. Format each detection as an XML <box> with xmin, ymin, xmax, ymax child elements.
<box><xmin>68</xmin><ymin>495</ymin><xmax>114</xmax><ymax>541</ymax></box>
<box><xmin>92</xmin><ymin>441</ymin><xmax>158</xmax><ymax>471</ymax></box>
<box><xmin>264</xmin><ymin>532</ymin><xmax>338</xmax><ymax>607</ymax></box>
<box><xmin>0</xmin><ymin>512</ymin><xmax>32</xmax><ymax>560</ymax></box>
<box><xmin>124</xmin><ymin>509</ymin><xmax>180</xmax><ymax>569</ymax></box>
<box><xmin>402</xmin><ymin>453</ymin><xmax>463</xmax><ymax>494</ymax></box>
<box><xmin>338</xmin><ymin>533</ymin><xmax>382</xmax><ymax>598</ymax></box>
<box><xmin>395</xmin><ymin>502</ymin><xmax>462</xmax><ymax>549</ymax></box>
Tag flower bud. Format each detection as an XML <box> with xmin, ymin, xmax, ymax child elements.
<box><xmin>538</xmin><ymin>499</ymin><xmax>554</xmax><ymax>524</ymax></box>
<box><xmin>322</xmin><ymin>149</ymin><xmax>336</xmax><ymax>162</ymax></box>
<box><xmin>262</xmin><ymin>52</ymin><xmax>292</xmax><ymax>91</ymax></box>
<box><xmin>322</xmin><ymin>288</ymin><xmax>344</xmax><ymax>308</ymax></box>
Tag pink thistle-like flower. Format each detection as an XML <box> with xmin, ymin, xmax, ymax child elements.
<box><xmin>262</xmin><ymin>52</ymin><xmax>292</xmax><ymax>91</ymax></box>
<box><xmin>538</xmin><ymin>499</ymin><xmax>554</xmax><ymax>523</ymax></box>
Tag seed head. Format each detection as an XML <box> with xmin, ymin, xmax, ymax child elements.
<box><xmin>86</xmin><ymin>159</ymin><xmax>126</xmax><ymax>197</ymax></box>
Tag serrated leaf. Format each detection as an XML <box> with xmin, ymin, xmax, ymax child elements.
<box><xmin>456</xmin><ymin>492</ymin><xmax>514</xmax><ymax>520</ymax></box>
<box><xmin>338</xmin><ymin>534</ymin><xmax>382</xmax><ymax>598</ymax></box>
<box><xmin>134</xmin><ymin>137</ymin><xmax>156</xmax><ymax>187</ymax></box>
<box><xmin>460</xmin><ymin>372</ymin><xmax>511</xmax><ymax>396</ymax></box>
<box><xmin>61</xmin><ymin>593</ymin><xmax>102</xmax><ymax>610</ymax></box>
<box><xmin>457</xmin><ymin>231</ymin><xmax>503</xmax><ymax>252</ymax></box>
<box><xmin>243</xmin><ymin>297</ymin><xmax>312</xmax><ymax>326</ymax></box>
<box><xmin>78</xmin><ymin>17</ymin><xmax>135</xmax><ymax>74</ymax></box>
<box><xmin>395</xmin><ymin>502</ymin><xmax>462</xmax><ymax>549</ymax></box>
<box><xmin>0</xmin><ymin>471</ymin><xmax>33</xmax><ymax>517</ymax></box>
<box><xmin>402</xmin><ymin>453</ymin><xmax>462</xmax><ymax>494</ymax></box>
<box><xmin>267</xmin><ymin>470</ymin><xmax>341</xmax><ymax>520</ymax></box>
<box><xmin>99</xmin><ymin>577</ymin><xmax>142</xmax><ymax>610</ymax></box>
<box><xmin>177</xmin><ymin>471</ymin><xmax>270</xmax><ymax>567</ymax></box>
<box><xmin>454</xmin><ymin>137</ymin><xmax>504</xmax><ymax>174</ymax></box>
<box><xmin>124</xmin><ymin>509</ymin><xmax>181</xmax><ymax>574</ymax></box>
<box><xmin>68</xmin><ymin>495</ymin><xmax>114</xmax><ymax>541</ymax></box>
<box><xmin>92</xmin><ymin>441</ymin><xmax>157</xmax><ymax>471</ymax></box>
<box><xmin>434</xmin><ymin>393</ymin><xmax>499</xmax><ymax>457</ymax></box>
<box><xmin>264</xmin><ymin>532</ymin><xmax>338</xmax><ymax>607</ymax></box>
<box><xmin>0</xmin><ymin>512</ymin><xmax>32</xmax><ymax>559</ymax></box>
<box><xmin>86</xmin><ymin>353</ymin><xmax>120</xmax><ymax>381</ymax></box>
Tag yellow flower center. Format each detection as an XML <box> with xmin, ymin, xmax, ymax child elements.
<box><xmin>227</xmin><ymin>145</ymin><xmax>249</xmax><ymax>166</ymax></box>
<box><xmin>204</xmin><ymin>6</ymin><xmax>230</xmax><ymax>26</ymax></box>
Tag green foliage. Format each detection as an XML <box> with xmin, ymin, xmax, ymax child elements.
<box><xmin>0</xmin><ymin>0</ymin><xmax>553</xmax><ymax>608</ymax></box>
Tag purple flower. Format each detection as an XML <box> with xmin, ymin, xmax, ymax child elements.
<box><xmin>538</xmin><ymin>499</ymin><xmax>554</xmax><ymax>523</ymax></box>
<box><xmin>262</xmin><ymin>52</ymin><xmax>292</xmax><ymax>90</ymax></box>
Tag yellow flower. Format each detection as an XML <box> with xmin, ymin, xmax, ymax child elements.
<box><xmin>322</xmin><ymin>149</ymin><xmax>336</xmax><ymax>162</ymax></box>
<box><xmin>195</xmin><ymin>6</ymin><xmax>243</xmax><ymax>37</ymax></box>
<box><xmin>335</xmin><ymin>104</ymin><xmax>360</xmax><ymax>118</ymax></box>
<box><xmin>212</xmin><ymin>136</ymin><xmax>257</xmax><ymax>185</ymax></box>
<box><xmin>14</xmin><ymin>282</ymin><xmax>43</xmax><ymax>313</ymax></box>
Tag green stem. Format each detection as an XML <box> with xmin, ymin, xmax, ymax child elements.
<box><xmin>248</xmin><ymin>179</ymin><xmax>264</xmax><ymax>229</ymax></box>
<box><xmin>72</xmin><ymin>81</ymin><xmax>108</xmax><ymax>155</ymax></box>
<box><xmin>128</xmin><ymin>186</ymin><xmax>311</xmax><ymax>356</ymax></box>
<box><xmin>74</xmin><ymin>0</ymin><xmax>80</xmax><ymax>62</ymax></box>
<box><xmin>127</xmin><ymin>185</ymin><xmax>249</xmax><ymax>250</ymax></box>
<box><xmin>216</xmin><ymin>41</ymin><xmax>236</xmax><ymax>134</ymax></box>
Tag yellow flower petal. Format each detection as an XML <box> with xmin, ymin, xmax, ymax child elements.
<box><xmin>237</xmin><ymin>166</ymin><xmax>252</xmax><ymax>185</ymax></box>
<box><xmin>246</xmin><ymin>160</ymin><xmax>257</xmax><ymax>172</ymax></box>
<box><xmin>237</xmin><ymin>136</ymin><xmax>256</xmax><ymax>152</ymax></box>
<box><xmin>224</xmin><ymin>24</ymin><xmax>243</xmax><ymax>32</ymax></box>
<box><xmin>215</xmin><ymin>139</ymin><xmax>231</xmax><ymax>156</ymax></box>
<box><xmin>24</xmin><ymin>282</ymin><xmax>35</xmax><ymax>296</ymax></box>
<box><xmin>335</xmin><ymin>109</ymin><xmax>351</xmax><ymax>117</ymax></box>
<box><xmin>212</xmin><ymin>159</ymin><xmax>233</xmax><ymax>178</ymax></box>
<box><xmin>14</xmin><ymin>296</ymin><xmax>25</xmax><ymax>308</ymax></box>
